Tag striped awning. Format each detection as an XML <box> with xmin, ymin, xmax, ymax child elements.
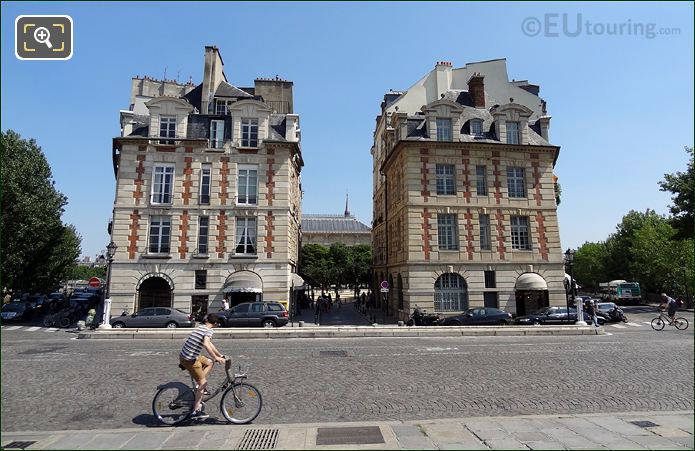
<box><xmin>223</xmin><ymin>272</ymin><xmax>263</xmax><ymax>293</ymax></box>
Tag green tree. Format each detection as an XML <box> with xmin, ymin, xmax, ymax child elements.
<box><xmin>65</xmin><ymin>261</ymin><xmax>107</xmax><ymax>281</ymax></box>
<box><xmin>659</xmin><ymin>146</ymin><xmax>694</xmax><ymax>239</ymax></box>
<box><xmin>300</xmin><ymin>243</ymin><xmax>372</xmax><ymax>290</ymax></box>
<box><xmin>1</xmin><ymin>130</ymin><xmax>81</xmax><ymax>293</ymax></box>
<box><xmin>573</xmin><ymin>241</ymin><xmax>608</xmax><ymax>292</ymax></box>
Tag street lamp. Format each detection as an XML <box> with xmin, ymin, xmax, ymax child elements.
<box><xmin>99</xmin><ymin>241</ymin><xmax>118</xmax><ymax>329</ymax></box>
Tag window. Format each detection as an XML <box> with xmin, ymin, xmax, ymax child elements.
<box><xmin>235</xmin><ymin>217</ymin><xmax>257</xmax><ymax>255</ymax></box>
<box><xmin>241</xmin><ymin>118</ymin><xmax>259</xmax><ymax>147</ymax></box>
<box><xmin>210</xmin><ymin>120</ymin><xmax>225</xmax><ymax>149</ymax></box>
<box><xmin>476</xmin><ymin>165</ymin><xmax>488</xmax><ymax>196</ymax></box>
<box><xmin>470</xmin><ymin>119</ymin><xmax>483</xmax><ymax>136</ymax></box>
<box><xmin>507</xmin><ymin>166</ymin><xmax>526</xmax><ymax>198</ymax></box>
<box><xmin>436</xmin><ymin>118</ymin><xmax>452</xmax><ymax>142</ymax></box>
<box><xmin>197</xmin><ymin>216</ymin><xmax>209</xmax><ymax>254</ymax></box>
<box><xmin>484</xmin><ymin>270</ymin><xmax>496</xmax><ymax>288</ymax></box>
<box><xmin>267</xmin><ymin>303</ymin><xmax>284</xmax><ymax>312</ymax></box>
<box><xmin>195</xmin><ymin>270</ymin><xmax>207</xmax><ymax>290</ymax></box>
<box><xmin>479</xmin><ymin>214</ymin><xmax>491</xmax><ymax>251</ymax></box>
<box><xmin>232</xmin><ymin>304</ymin><xmax>249</xmax><ymax>313</ymax></box>
<box><xmin>159</xmin><ymin>115</ymin><xmax>176</xmax><ymax>144</ymax></box>
<box><xmin>511</xmin><ymin>216</ymin><xmax>531</xmax><ymax>250</ymax></box>
<box><xmin>155</xmin><ymin>308</ymin><xmax>171</xmax><ymax>316</ymax></box>
<box><xmin>250</xmin><ymin>303</ymin><xmax>264</xmax><ymax>313</ymax></box>
<box><xmin>237</xmin><ymin>166</ymin><xmax>258</xmax><ymax>205</ymax></box>
<box><xmin>148</xmin><ymin>216</ymin><xmax>171</xmax><ymax>254</ymax></box>
<box><xmin>437</xmin><ymin>214</ymin><xmax>458</xmax><ymax>250</ymax></box>
<box><xmin>151</xmin><ymin>165</ymin><xmax>175</xmax><ymax>204</ymax></box>
<box><xmin>434</xmin><ymin>273</ymin><xmax>468</xmax><ymax>312</ymax></box>
<box><xmin>215</xmin><ymin>99</ymin><xmax>232</xmax><ymax>115</ymax></box>
<box><xmin>435</xmin><ymin>164</ymin><xmax>456</xmax><ymax>195</ymax></box>
<box><xmin>483</xmin><ymin>294</ymin><xmax>499</xmax><ymax>309</ymax></box>
<box><xmin>506</xmin><ymin>121</ymin><xmax>520</xmax><ymax>144</ymax></box>
<box><xmin>200</xmin><ymin>165</ymin><xmax>211</xmax><ymax>205</ymax></box>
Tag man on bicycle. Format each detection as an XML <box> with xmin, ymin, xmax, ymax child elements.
<box><xmin>179</xmin><ymin>313</ymin><xmax>225</xmax><ymax>419</ymax></box>
<box><xmin>659</xmin><ymin>293</ymin><xmax>679</xmax><ymax>323</ymax></box>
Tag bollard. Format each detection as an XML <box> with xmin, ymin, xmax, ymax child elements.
<box><xmin>398</xmin><ymin>321</ymin><xmax>404</xmax><ymax>327</ymax></box>
<box><xmin>299</xmin><ymin>321</ymin><xmax>304</xmax><ymax>327</ymax></box>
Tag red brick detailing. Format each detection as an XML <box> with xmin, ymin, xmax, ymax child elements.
<box><xmin>182</xmin><ymin>157</ymin><xmax>193</xmax><ymax>206</ymax></box>
<box><xmin>531</xmin><ymin>160</ymin><xmax>542</xmax><ymax>207</ymax></box>
<box><xmin>265</xmin><ymin>211</ymin><xmax>275</xmax><ymax>258</ymax></box>
<box><xmin>462</xmin><ymin>158</ymin><xmax>471</xmax><ymax>203</ymax></box>
<box><xmin>267</xmin><ymin>148</ymin><xmax>275</xmax><ymax>155</ymax></box>
<box><xmin>156</xmin><ymin>146</ymin><xmax>176</xmax><ymax>152</ymax></box>
<box><xmin>420</xmin><ymin>149</ymin><xmax>430</xmax><ymax>202</ymax></box>
<box><xmin>495</xmin><ymin>209</ymin><xmax>506</xmax><ymax>260</ymax></box>
<box><xmin>138</xmin><ymin>145</ymin><xmax>147</xmax><ymax>152</ymax></box>
<box><xmin>216</xmin><ymin>211</ymin><xmax>226</xmax><ymax>258</ymax></box>
<box><xmin>266</xmin><ymin>158</ymin><xmax>276</xmax><ymax>207</ymax></box>
<box><xmin>464</xmin><ymin>208</ymin><xmax>474</xmax><ymax>260</ymax></box>
<box><xmin>178</xmin><ymin>210</ymin><xmax>189</xmax><ymax>259</ymax></box>
<box><xmin>219</xmin><ymin>157</ymin><xmax>229</xmax><ymax>205</ymax></box>
<box><xmin>492</xmin><ymin>159</ymin><xmax>502</xmax><ymax>205</ymax></box>
<box><xmin>535</xmin><ymin>212</ymin><xmax>549</xmax><ymax>261</ymax></box>
<box><xmin>128</xmin><ymin>210</ymin><xmax>140</xmax><ymax>259</ymax></box>
<box><xmin>422</xmin><ymin>208</ymin><xmax>432</xmax><ymax>261</ymax></box>
<box><xmin>185</xmin><ymin>146</ymin><xmax>193</xmax><ymax>153</ymax></box>
<box><xmin>239</xmin><ymin>149</ymin><xmax>258</xmax><ymax>154</ymax></box>
<box><xmin>461</xmin><ymin>149</ymin><xmax>469</xmax><ymax>156</ymax></box>
<box><xmin>491</xmin><ymin>151</ymin><xmax>500</xmax><ymax>158</ymax></box>
<box><xmin>133</xmin><ymin>155</ymin><xmax>146</xmax><ymax>205</ymax></box>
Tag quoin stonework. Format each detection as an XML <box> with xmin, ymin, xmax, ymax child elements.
<box><xmin>108</xmin><ymin>46</ymin><xmax>303</xmax><ymax>317</ymax></box>
<box><xmin>371</xmin><ymin>59</ymin><xmax>565</xmax><ymax>320</ymax></box>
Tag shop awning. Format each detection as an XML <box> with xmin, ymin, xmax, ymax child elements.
<box><xmin>515</xmin><ymin>273</ymin><xmax>548</xmax><ymax>291</ymax></box>
<box><xmin>291</xmin><ymin>273</ymin><xmax>306</xmax><ymax>291</ymax></box>
<box><xmin>223</xmin><ymin>272</ymin><xmax>263</xmax><ymax>293</ymax></box>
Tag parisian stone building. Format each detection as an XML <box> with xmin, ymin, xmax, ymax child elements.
<box><xmin>108</xmin><ymin>46</ymin><xmax>303</xmax><ymax>317</ymax></box>
<box><xmin>302</xmin><ymin>196</ymin><xmax>371</xmax><ymax>247</ymax></box>
<box><xmin>371</xmin><ymin>59</ymin><xmax>565</xmax><ymax>320</ymax></box>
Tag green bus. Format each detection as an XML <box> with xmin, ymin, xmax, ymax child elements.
<box><xmin>599</xmin><ymin>280</ymin><xmax>641</xmax><ymax>304</ymax></box>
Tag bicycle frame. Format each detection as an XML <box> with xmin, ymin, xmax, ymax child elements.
<box><xmin>187</xmin><ymin>358</ymin><xmax>249</xmax><ymax>405</ymax></box>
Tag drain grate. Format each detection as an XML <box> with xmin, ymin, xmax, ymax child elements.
<box><xmin>2</xmin><ymin>441</ymin><xmax>36</xmax><ymax>450</ymax></box>
<box><xmin>319</xmin><ymin>350</ymin><xmax>348</xmax><ymax>357</ymax></box>
<box><xmin>630</xmin><ymin>420</ymin><xmax>659</xmax><ymax>428</ymax></box>
<box><xmin>316</xmin><ymin>426</ymin><xmax>384</xmax><ymax>445</ymax></box>
<box><xmin>236</xmin><ymin>428</ymin><xmax>279</xmax><ymax>450</ymax></box>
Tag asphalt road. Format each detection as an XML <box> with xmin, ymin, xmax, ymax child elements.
<box><xmin>1</xmin><ymin>306</ymin><xmax>692</xmax><ymax>433</ymax></box>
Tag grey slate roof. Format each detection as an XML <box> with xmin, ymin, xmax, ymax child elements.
<box><xmin>302</xmin><ymin>215</ymin><xmax>371</xmax><ymax>233</ymax></box>
<box><xmin>268</xmin><ymin>115</ymin><xmax>287</xmax><ymax>141</ymax></box>
<box><xmin>215</xmin><ymin>81</ymin><xmax>253</xmax><ymax>98</ymax></box>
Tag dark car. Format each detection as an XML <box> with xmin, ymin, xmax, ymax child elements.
<box><xmin>221</xmin><ymin>302</ymin><xmax>289</xmax><ymax>328</ymax></box>
<box><xmin>441</xmin><ymin>307</ymin><xmax>512</xmax><ymax>326</ymax></box>
<box><xmin>514</xmin><ymin>306</ymin><xmax>582</xmax><ymax>325</ymax></box>
<box><xmin>1</xmin><ymin>302</ymin><xmax>33</xmax><ymax>321</ymax></box>
<box><xmin>110</xmin><ymin>307</ymin><xmax>193</xmax><ymax>328</ymax></box>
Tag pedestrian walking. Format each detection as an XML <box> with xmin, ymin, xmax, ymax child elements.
<box><xmin>336</xmin><ymin>293</ymin><xmax>341</xmax><ymax>309</ymax></box>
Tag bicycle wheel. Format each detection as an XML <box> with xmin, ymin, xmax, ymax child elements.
<box><xmin>651</xmin><ymin>317</ymin><xmax>665</xmax><ymax>331</ymax></box>
<box><xmin>59</xmin><ymin>316</ymin><xmax>72</xmax><ymax>328</ymax></box>
<box><xmin>674</xmin><ymin>317</ymin><xmax>689</xmax><ymax>330</ymax></box>
<box><xmin>152</xmin><ymin>382</ymin><xmax>195</xmax><ymax>425</ymax></box>
<box><xmin>220</xmin><ymin>383</ymin><xmax>263</xmax><ymax>424</ymax></box>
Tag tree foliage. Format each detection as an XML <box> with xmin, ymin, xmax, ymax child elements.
<box><xmin>65</xmin><ymin>263</ymin><xmax>107</xmax><ymax>281</ymax></box>
<box><xmin>301</xmin><ymin>243</ymin><xmax>372</xmax><ymax>289</ymax></box>
<box><xmin>1</xmin><ymin>130</ymin><xmax>81</xmax><ymax>293</ymax></box>
<box><xmin>659</xmin><ymin>146</ymin><xmax>694</xmax><ymax>239</ymax></box>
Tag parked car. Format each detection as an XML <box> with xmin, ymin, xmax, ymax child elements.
<box><xmin>1</xmin><ymin>302</ymin><xmax>33</xmax><ymax>321</ymax></box>
<box><xmin>221</xmin><ymin>302</ymin><xmax>289</xmax><ymax>328</ymax></box>
<box><xmin>514</xmin><ymin>307</ymin><xmax>586</xmax><ymax>325</ymax></box>
<box><xmin>440</xmin><ymin>308</ymin><xmax>512</xmax><ymax>326</ymax></box>
<box><xmin>28</xmin><ymin>294</ymin><xmax>47</xmax><ymax>313</ymax></box>
<box><xmin>110</xmin><ymin>307</ymin><xmax>193</xmax><ymax>328</ymax></box>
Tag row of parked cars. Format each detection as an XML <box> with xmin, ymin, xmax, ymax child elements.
<box><xmin>1</xmin><ymin>289</ymin><xmax>102</xmax><ymax>323</ymax></box>
<box><xmin>109</xmin><ymin>301</ymin><xmax>290</xmax><ymax>328</ymax></box>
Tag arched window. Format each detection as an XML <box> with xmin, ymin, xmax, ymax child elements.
<box><xmin>434</xmin><ymin>273</ymin><xmax>468</xmax><ymax>312</ymax></box>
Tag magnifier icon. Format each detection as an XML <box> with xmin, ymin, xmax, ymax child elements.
<box><xmin>33</xmin><ymin>27</ymin><xmax>53</xmax><ymax>49</ymax></box>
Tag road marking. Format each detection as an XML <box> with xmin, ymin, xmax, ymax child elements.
<box><xmin>625</xmin><ymin>322</ymin><xmax>642</xmax><ymax>327</ymax></box>
<box><xmin>45</xmin><ymin>328</ymin><xmax>59</xmax><ymax>332</ymax></box>
<box><xmin>4</xmin><ymin>326</ymin><xmax>22</xmax><ymax>331</ymax></box>
<box><xmin>603</xmin><ymin>332</ymin><xmax>613</xmax><ymax>336</ymax></box>
<box><xmin>643</xmin><ymin>322</ymin><xmax>653</xmax><ymax>326</ymax></box>
<box><xmin>611</xmin><ymin>324</ymin><xmax>627</xmax><ymax>329</ymax></box>
<box><xmin>25</xmin><ymin>326</ymin><xmax>41</xmax><ymax>331</ymax></box>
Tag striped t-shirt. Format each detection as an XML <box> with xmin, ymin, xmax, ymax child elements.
<box><xmin>180</xmin><ymin>325</ymin><xmax>214</xmax><ymax>361</ymax></box>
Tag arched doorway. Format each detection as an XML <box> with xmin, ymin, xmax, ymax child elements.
<box><xmin>434</xmin><ymin>273</ymin><xmax>468</xmax><ymax>312</ymax></box>
<box><xmin>515</xmin><ymin>273</ymin><xmax>549</xmax><ymax>316</ymax></box>
<box><xmin>137</xmin><ymin>276</ymin><xmax>173</xmax><ymax>310</ymax></box>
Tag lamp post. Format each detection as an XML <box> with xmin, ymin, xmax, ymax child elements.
<box><xmin>99</xmin><ymin>241</ymin><xmax>117</xmax><ymax>329</ymax></box>
<box><xmin>565</xmin><ymin>248</ymin><xmax>584</xmax><ymax>325</ymax></box>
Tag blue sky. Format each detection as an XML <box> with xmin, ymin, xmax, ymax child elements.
<box><xmin>2</xmin><ymin>1</ymin><xmax>693</xmax><ymax>259</ymax></box>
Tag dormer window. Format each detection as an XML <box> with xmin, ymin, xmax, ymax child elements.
<box><xmin>210</xmin><ymin>120</ymin><xmax>225</xmax><ymax>149</ymax></box>
<box><xmin>506</xmin><ymin>121</ymin><xmax>520</xmax><ymax>144</ymax></box>
<box><xmin>470</xmin><ymin>119</ymin><xmax>483</xmax><ymax>137</ymax></box>
<box><xmin>159</xmin><ymin>115</ymin><xmax>176</xmax><ymax>144</ymax></box>
<box><xmin>215</xmin><ymin>99</ymin><xmax>233</xmax><ymax>115</ymax></box>
<box><xmin>436</xmin><ymin>118</ymin><xmax>452</xmax><ymax>142</ymax></box>
<box><xmin>241</xmin><ymin>118</ymin><xmax>259</xmax><ymax>148</ymax></box>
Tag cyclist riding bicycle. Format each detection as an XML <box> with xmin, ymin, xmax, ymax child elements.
<box><xmin>179</xmin><ymin>313</ymin><xmax>226</xmax><ymax>419</ymax></box>
<box><xmin>659</xmin><ymin>293</ymin><xmax>679</xmax><ymax>324</ymax></box>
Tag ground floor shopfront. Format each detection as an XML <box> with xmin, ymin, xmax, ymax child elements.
<box><xmin>371</xmin><ymin>262</ymin><xmax>567</xmax><ymax>321</ymax></box>
<box><xmin>107</xmin><ymin>260</ymin><xmax>302</xmax><ymax>318</ymax></box>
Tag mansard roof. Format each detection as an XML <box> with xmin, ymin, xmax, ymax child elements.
<box><xmin>302</xmin><ymin>215</ymin><xmax>371</xmax><ymax>233</ymax></box>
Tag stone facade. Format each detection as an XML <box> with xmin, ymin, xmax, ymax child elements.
<box><xmin>371</xmin><ymin>59</ymin><xmax>565</xmax><ymax>320</ymax></box>
<box><xmin>108</xmin><ymin>46</ymin><xmax>303</xmax><ymax>315</ymax></box>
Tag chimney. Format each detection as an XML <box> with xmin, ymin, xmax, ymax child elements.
<box><xmin>201</xmin><ymin>46</ymin><xmax>226</xmax><ymax>114</ymax></box>
<box><xmin>467</xmin><ymin>73</ymin><xmax>485</xmax><ymax>108</ymax></box>
<box><xmin>539</xmin><ymin>115</ymin><xmax>551</xmax><ymax>141</ymax></box>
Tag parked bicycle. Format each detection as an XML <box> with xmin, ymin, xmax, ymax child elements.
<box><xmin>651</xmin><ymin>309</ymin><xmax>689</xmax><ymax>331</ymax></box>
<box><xmin>152</xmin><ymin>357</ymin><xmax>262</xmax><ymax>425</ymax></box>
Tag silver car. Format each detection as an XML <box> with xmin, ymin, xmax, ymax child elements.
<box><xmin>110</xmin><ymin>307</ymin><xmax>193</xmax><ymax>328</ymax></box>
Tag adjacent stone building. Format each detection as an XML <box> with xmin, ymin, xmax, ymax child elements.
<box><xmin>371</xmin><ymin>59</ymin><xmax>565</xmax><ymax>320</ymax></box>
<box><xmin>108</xmin><ymin>46</ymin><xmax>303</xmax><ymax>316</ymax></box>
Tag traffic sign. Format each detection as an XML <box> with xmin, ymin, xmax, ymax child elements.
<box><xmin>380</xmin><ymin>287</ymin><xmax>389</xmax><ymax>293</ymax></box>
<box><xmin>88</xmin><ymin>277</ymin><xmax>102</xmax><ymax>288</ymax></box>
<box><xmin>380</xmin><ymin>280</ymin><xmax>389</xmax><ymax>290</ymax></box>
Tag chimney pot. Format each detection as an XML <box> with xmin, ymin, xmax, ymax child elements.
<box><xmin>467</xmin><ymin>74</ymin><xmax>486</xmax><ymax>108</ymax></box>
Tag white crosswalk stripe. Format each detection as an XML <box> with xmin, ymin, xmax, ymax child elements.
<box><xmin>4</xmin><ymin>326</ymin><xmax>22</xmax><ymax>331</ymax></box>
<box><xmin>2</xmin><ymin>325</ymin><xmax>62</xmax><ymax>332</ymax></box>
<box><xmin>45</xmin><ymin>327</ymin><xmax>59</xmax><ymax>332</ymax></box>
<box><xmin>25</xmin><ymin>326</ymin><xmax>41</xmax><ymax>331</ymax></box>
<box><xmin>625</xmin><ymin>322</ymin><xmax>642</xmax><ymax>327</ymax></box>
<box><xmin>611</xmin><ymin>324</ymin><xmax>627</xmax><ymax>329</ymax></box>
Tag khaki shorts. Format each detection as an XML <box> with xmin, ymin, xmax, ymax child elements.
<box><xmin>179</xmin><ymin>356</ymin><xmax>211</xmax><ymax>383</ymax></box>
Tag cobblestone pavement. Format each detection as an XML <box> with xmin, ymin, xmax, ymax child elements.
<box><xmin>1</xmin><ymin>317</ymin><xmax>692</xmax><ymax>433</ymax></box>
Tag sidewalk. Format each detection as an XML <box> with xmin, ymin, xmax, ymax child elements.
<box><xmin>2</xmin><ymin>410</ymin><xmax>692</xmax><ymax>450</ymax></box>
